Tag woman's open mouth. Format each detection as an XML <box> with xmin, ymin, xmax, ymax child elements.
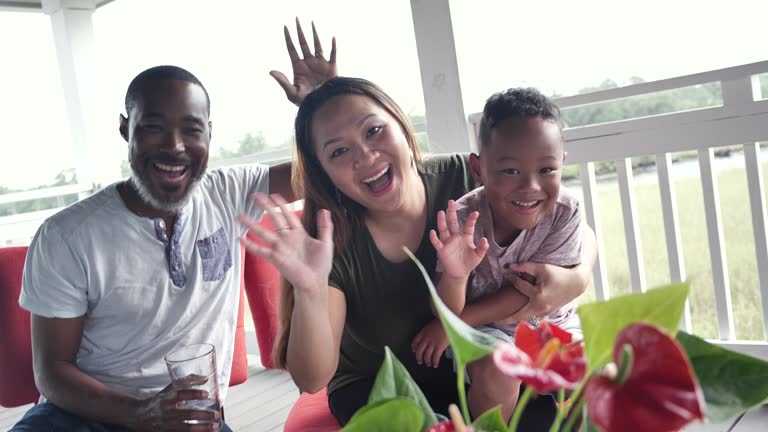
<box><xmin>362</xmin><ymin>165</ymin><xmax>393</xmax><ymax>194</ymax></box>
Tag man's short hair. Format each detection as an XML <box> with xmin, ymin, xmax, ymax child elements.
<box><xmin>478</xmin><ymin>87</ymin><xmax>560</xmax><ymax>147</ymax></box>
<box><xmin>124</xmin><ymin>65</ymin><xmax>210</xmax><ymax>116</ymax></box>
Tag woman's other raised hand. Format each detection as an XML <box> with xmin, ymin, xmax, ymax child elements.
<box><xmin>270</xmin><ymin>18</ymin><xmax>338</xmax><ymax>106</ymax></box>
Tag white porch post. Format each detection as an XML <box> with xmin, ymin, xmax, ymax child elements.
<box><xmin>410</xmin><ymin>0</ymin><xmax>471</xmax><ymax>153</ymax></box>
<box><xmin>42</xmin><ymin>0</ymin><xmax>112</xmax><ymax>193</ymax></box>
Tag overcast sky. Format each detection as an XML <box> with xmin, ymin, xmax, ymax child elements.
<box><xmin>0</xmin><ymin>0</ymin><xmax>765</xmax><ymax>189</ymax></box>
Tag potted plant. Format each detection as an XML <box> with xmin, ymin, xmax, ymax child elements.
<box><xmin>339</xmin><ymin>249</ymin><xmax>768</xmax><ymax>432</ymax></box>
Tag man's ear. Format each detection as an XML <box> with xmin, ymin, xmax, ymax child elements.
<box><xmin>563</xmin><ymin>151</ymin><xmax>568</xmax><ymax>164</ymax></box>
<box><xmin>469</xmin><ymin>152</ymin><xmax>483</xmax><ymax>185</ymax></box>
<box><xmin>119</xmin><ymin>114</ymin><xmax>129</xmax><ymax>142</ymax></box>
<box><xmin>208</xmin><ymin>121</ymin><xmax>213</xmax><ymax>141</ymax></box>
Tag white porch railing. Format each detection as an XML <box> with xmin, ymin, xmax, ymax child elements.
<box><xmin>469</xmin><ymin>61</ymin><xmax>768</xmax><ymax>360</ymax></box>
<box><xmin>0</xmin><ymin>183</ymin><xmax>93</xmax><ymax>246</ymax></box>
<box><xmin>2</xmin><ymin>60</ymin><xmax>767</xmax><ymax>359</ymax></box>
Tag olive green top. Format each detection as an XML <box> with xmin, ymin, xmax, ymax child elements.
<box><xmin>328</xmin><ymin>154</ymin><xmax>478</xmax><ymax>395</ymax></box>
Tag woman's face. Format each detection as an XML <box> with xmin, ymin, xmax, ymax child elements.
<box><xmin>311</xmin><ymin>94</ymin><xmax>416</xmax><ymax>213</ymax></box>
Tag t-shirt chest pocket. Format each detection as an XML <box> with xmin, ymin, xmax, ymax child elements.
<box><xmin>196</xmin><ymin>227</ymin><xmax>232</xmax><ymax>281</ymax></box>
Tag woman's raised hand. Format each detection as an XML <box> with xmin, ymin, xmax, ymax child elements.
<box><xmin>270</xmin><ymin>18</ymin><xmax>338</xmax><ymax>106</ymax></box>
<box><xmin>429</xmin><ymin>200</ymin><xmax>489</xmax><ymax>279</ymax></box>
<box><xmin>239</xmin><ymin>193</ymin><xmax>334</xmax><ymax>293</ymax></box>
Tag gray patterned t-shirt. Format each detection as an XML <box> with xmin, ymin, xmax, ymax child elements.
<box><xmin>438</xmin><ymin>186</ymin><xmax>582</xmax><ymax>335</ymax></box>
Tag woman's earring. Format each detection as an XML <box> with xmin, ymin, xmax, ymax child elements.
<box><xmin>335</xmin><ymin>187</ymin><xmax>348</xmax><ymax>218</ymax></box>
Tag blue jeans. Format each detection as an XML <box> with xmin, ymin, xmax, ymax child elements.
<box><xmin>10</xmin><ymin>402</ymin><xmax>233</xmax><ymax>432</ymax></box>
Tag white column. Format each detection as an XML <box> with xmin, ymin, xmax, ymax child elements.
<box><xmin>43</xmin><ymin>0</ymin><xmax>116</xmax><ymax>191</ymax></box>
<box><xmin>410</xmin><ymin>0</ymin><xmax>471</xmax><ymax>153</ymax></box>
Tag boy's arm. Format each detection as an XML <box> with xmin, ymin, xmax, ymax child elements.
<box><xmin>434</xmin><ymin>272</ymin><xmax>470</xmax><ymax>316</ymax></box>
<box><xmin>429</xmin><ymin>200</ymin><xmax>489</xmax><ymax>316</ymax></box>
<box><xmin>459</xmin><ymin>284</ymin><xmax>529</xmax><ymax>326</ymax></box>
<box><xmin>499</xmin><ymin>202</ymin><xmax>593</xmax><ymax>323</ymax></box>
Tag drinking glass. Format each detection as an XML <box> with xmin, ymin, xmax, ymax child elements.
<box><xmin>164</xmin><ymin>343</ymin><xmax>221</xmax><ymax>428</ymax></box>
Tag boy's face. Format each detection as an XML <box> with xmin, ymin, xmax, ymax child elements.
<box><xmin>471</xmin><ymin>117</ymin><xmax>564</xmax><ymax>233</ymax></box>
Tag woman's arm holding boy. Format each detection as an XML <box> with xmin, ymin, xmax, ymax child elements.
<box><xmin>458</xmin><ymin>213</ymin><xmax>594</xmax><ymax>327</ymax></box>
<box><xmin>499</xmin><ymin>216</ymin><xmax>597</xmax><ymax>324</ymax></box>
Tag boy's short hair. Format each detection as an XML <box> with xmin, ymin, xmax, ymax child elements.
<box><xmin>478</xmin><ymin>87</ymin><xmax>561</xmax><ymax>147</ymax></box>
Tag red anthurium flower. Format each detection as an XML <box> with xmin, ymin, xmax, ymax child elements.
<box><xmin>425</xmin><ymin>420</ymin><xmax>475</xmax><ymax>432</ymax></box>
<box><xmin>586</xmin><ymin>323</ymin><xmax>705</xmax><ymax>432</ymax></box>
<box><xmin>493</xmin><ymin>322</ymin><xmax>586</xmax><ymax>393</ymax></box>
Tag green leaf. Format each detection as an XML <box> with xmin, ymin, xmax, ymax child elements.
<box><xmin>471</xmin><ymin>405</ymin><xmax>507</xmax><ymax>432</ymax></box>
<box><xmin>677</xmin><ymin>332</ymin><xmax>768</xmax><ymax>423</ymax></box>
<box><xmin>341</xmin><ymin>397</ymin><xmax>424</xmax><ymax>432</ymax></box>
<box><xmin>577</xmin><ymin>281</ymin><xmax>689</xmax><ymax>369</ymax></box>
<box><xmin>576</xmin><ymin>404</ymin><xmax>600</xmax><ymax>432</ymax></box>
<box><xmin>403</xmin><ymin>247</ymin><xmax>498</xmax><ymax>367</ymax></box>
<box><xmin>405</xmin><ymin>247</ymin><xmax>498</xmax><ymax>423</ymax></box>
<box><xmin>584</xmin><ymin>416</ymin><xmax>600</xmax><ymax>432</ymax></box>
<box><xmin>368</xmin><ymin>346</ymin><xmax>438</xmax><ymax>429</ymax></box>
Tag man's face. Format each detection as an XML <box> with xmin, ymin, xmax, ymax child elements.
<box><xmin>121</xmin><ymin>79</ymin><xmax>211</xmax><ymax>212</ymax></box>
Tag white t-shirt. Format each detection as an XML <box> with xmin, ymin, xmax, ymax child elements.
<box><xmin>19</xmin><ymin>165</ymin><xmax>269</xmax><ymax>402</ymax></box>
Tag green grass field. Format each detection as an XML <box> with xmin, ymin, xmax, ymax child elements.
<box><xmin>572</xmin><ymin>155</ymin><xmax>767</xmax><ymax>341</ymax></box>
<box><xmin>244</xmin><ymin>155</ymin><xmax>768</xmax><ymax>342</ymax></box>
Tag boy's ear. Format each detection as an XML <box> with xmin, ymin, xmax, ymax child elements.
<box><xmin>469</xmin><ymin>153</ymin><xmax>483</xmax><ymax>185</ymax></box>
<box><xmin>119</xmin><ymin>114</ymin><xmax>129</xmax><ymax>142</ymax></box>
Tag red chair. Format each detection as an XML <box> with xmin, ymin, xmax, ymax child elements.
<box><xmin>0</xmin><ymin>245</ymin><xmax>249</xmax><ymax>408</ymax></box>
<box><xmin>242</xmin><ymin>211</ymin><xmax>341</xmax><ymax>431</ymax></box>
<box><xmin>229</xmin><ymin>244</ymin><xmax>250</xmax><ymax>386</ymax></box>
<box><xmin>283</xmin><ymin>388</ymin><xmax>341</xmax><ymax>432</ymax></box>
<box><xmin>0</xmin><ymin>246</ymin><xmax>38</xmax><ymax>408</ymax></box>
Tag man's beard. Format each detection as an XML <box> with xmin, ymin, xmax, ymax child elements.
<box><xmin>129</xmin><ymin>159</ymin><xmax>204</xmax><ymax>212</ymax></box>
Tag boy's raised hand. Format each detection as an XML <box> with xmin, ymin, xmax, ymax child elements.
<box><xmin>271</xmin><ymin>18</ymin><xmax>338</xmax><ymax>106</ymax></box>
<box><xmin>429</xmin><ymin>200</ymin><xmax>489</xmax><ymax>279</ymax></box>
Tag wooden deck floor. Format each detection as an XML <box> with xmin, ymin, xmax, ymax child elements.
<box><xmin>224</xmin><ymin>355</ymin><xmax>299</xmax><ymax>431</ymax></box>
<box><xmin>0</xmin><ymin>352</ymin><xmax>299</xmax><ymax>432</ymax></box>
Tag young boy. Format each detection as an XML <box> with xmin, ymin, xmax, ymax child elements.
<box><xmin>412</xmin><ymin>87</ymin><xmax>582</xmax><ymax>419</ymax></box>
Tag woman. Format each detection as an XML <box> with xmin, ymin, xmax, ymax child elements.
<box><xmin>242</xmin><ymin>22</ymin><xmax>597</xmax><ymax>426</ymax></box>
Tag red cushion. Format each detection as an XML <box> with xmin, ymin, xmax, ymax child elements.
<box><xmin>242</xmin><ymin>211</ymin><xmax>302</xmax><ymax>368</ymax></box>
<box><xmin>283</xmin><ymin>389</ymin><xmax>340</xmax><ymax>432</ymax></box>
<box><xmin>0</xmin><ymin>243</ymin><xmax>247</xmax><ymax>409</ymax></box>
<box><xmin>0</xmin><ymin>246</ymin><xmax>40</xmax><ymax>407</ymax></box>
<box><xmin>228</xmin><ymin>245</ymin><xmax>249</xmax><ymax>387</ymax></box>
<box><xmin>241</xmin><ymin>210</ymin><xmax>339</xmax><ymax>429</ymax></box>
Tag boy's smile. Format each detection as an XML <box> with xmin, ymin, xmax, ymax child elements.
<box><xmin>471</xmin><ymin>117</ymin><xmax>564</xmax><ymax>246</ymax></box>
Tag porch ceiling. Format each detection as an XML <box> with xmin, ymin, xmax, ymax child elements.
<box><xmin>0</xmin><ymin>0</ymin><xmax>113</xmax><ymax>13</ymax></box>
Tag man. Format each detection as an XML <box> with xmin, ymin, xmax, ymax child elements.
<box><xmin>12</xmin><ymin>65</ymin><xmax>293</xmax><ymax>431</ymax></box>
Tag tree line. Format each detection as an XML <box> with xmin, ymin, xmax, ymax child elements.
<box><xmin>2</xmin><ymin>76</ymin><xmax>767</xmax><ymax>216</ymax></box>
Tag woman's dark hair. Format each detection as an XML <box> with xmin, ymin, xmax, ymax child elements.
<box><xmin>273</xmin><ymin>77</ymin><xmax>422</xmax><ymax>368</ymax></box>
